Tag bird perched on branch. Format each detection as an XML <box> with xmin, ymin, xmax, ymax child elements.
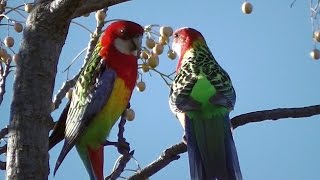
<box><xmin>169</xmin><ymin>27</ymin><xmax>242</xmax><ymax>180</ymax></box>
<box><xmin>50</xmin><ymin>20</ymin><xmax>144</xmax><ymax>180</ymax></box>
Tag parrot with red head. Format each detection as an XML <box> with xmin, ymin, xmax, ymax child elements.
<box><xmin>169</xmin><ymin>27</ymin><xmax>242</xmax><ymax>180</ymax></box>
<box><xmin>51</xmin><ymin>20</ymin><xmax>144</xmax><ymax>180</ymax></box>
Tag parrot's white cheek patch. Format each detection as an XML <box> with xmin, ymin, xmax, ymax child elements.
<box><xmin>114</xmin><ymin>36</ymin><xmax>142</xmax><ymax>57</ymax></box>
<box><xmin>172</xmin><ymin>42</ymin><xmax>181</xmax><ymax>58</ymax></box>
<box><xmin>114</xmin><ymin>38</ymin><xmax>132</xmax><ymax>55</ymax></box>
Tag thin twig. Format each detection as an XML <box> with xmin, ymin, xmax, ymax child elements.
<box><xmin>52</xmin><ymin>76</ymin><xmax>78</xmax><ymax>111</ymax></box>
<box><xmin>290</xmin><ymin>0</ymin><xmax>297</xmax><ymax>8</ymax></box>
<box><xmin>150</xmin><ymin>68</ymin><xmax>174</xmax><ymax>87</ymax></box>
<box><xmin>0</xmin><ymin>127</ymin><xmax>8</xmax><ymax>139</ymax></box>
<box><xmin>106</xmin><ymin>111</ymin><xmax>133</xmax><ymax>180</ymax></box>
<box><xmin>0</xmin><ymin>60</ymin><xmax>12</xmax><ymax>105</ymax></box>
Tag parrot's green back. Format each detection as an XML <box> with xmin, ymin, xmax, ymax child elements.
<box><xmin>187</xmin><ymin>73</ymin><xmax>231</xmax><ymax>178</ymax></box>
<box><xmin>170</xmin><ymin>31</ymin><xmax>242</xmax><ymax>179</ymax></box>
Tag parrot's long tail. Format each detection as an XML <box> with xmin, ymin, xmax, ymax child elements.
<box><xmin>77</xmin><ymin>145</ymin><xmax>104</xmax><ymax>180</ymax></box>
<box><xmin>185</xmin><ymin>114</ymin><xmax>242</xmax><ymax>180</ymax></box>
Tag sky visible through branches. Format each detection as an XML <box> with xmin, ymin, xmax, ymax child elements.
<box><xmin>0</xmin><ymin>0</ymin><xmax>320</xmax><ymax>180</ymax></box>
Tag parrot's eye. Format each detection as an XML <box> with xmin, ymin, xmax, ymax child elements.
<box><xmin>173</xmin><ymin>33</ymin><xmax>179</xmax><ymax>38</ymax></box>
<box><xmin>119</xmin><ymin>29</ymin><xmax>125</xmax><ymax>34</ymax></box>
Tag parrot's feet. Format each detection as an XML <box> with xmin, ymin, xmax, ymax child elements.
<box><xmin>116</xmin><ymin>141</ymin><xmax>130</xmax><ymax>154</ymax></box>
<box><xmin>209</xmin><ymin>92</ymin><xmax>233</xmax><ymax>110</ymax></box>
<box><xmin>104</xmin><ymin>140</ymin><xmax>118</xmax><ymax>146</ymax></box>
<box><xmin>104</xmin><ymin>140</ymin><xmax>130</xmax><ymax>153</ymax></box>
<box><xmin>176</xmin><ymin>97</ymin><xmax>201</xmax><ymax>111</ymax></box>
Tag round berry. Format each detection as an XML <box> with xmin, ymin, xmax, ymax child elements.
<box><xmin>147</xmin><ymin>54</ymin><xmax>159</xmax><ymax>68</ymax></box>
<box><xmin>24</xmin><ymin>4</ymin><xmax>34</xmax><ymax>13</ymax></box>
<box><xmin>136</xmin><ymin>81</ymin><xmax>146</xmax><ymax>92</ymax></box>
<box><xmin>310</xmin><ymin>48</ymin><xmax>320</xmax><ymax>60</ymax></box>
<box><xmin>152</xmin><ymin>43</ymin><xmax>164</xmax><ymax>55</ymax></box>
<box><xmin>242</xmin><ymin>2</ymin><xmax>253</xmax><ymax>14</ymax></box>
<box><xmin>146</xmin><ymin>37</ymin><xmax>156</xmax><ymax>49</ymax></box>
<box><xmin>125</xmin><ymin>108</ymin><xmax>135</xmax><ymax>121</ymax></box>
<box><xmin>4</xmin><ymin>36</ymin><xmax>14</xmax><ymax>47</ymax></box>
<box><xmin>13</xmin><ymin>22</ymin><xmax>23</xmax><ymax>33</ymax></box>
<box><xmin>167</xmin><ymin>49</ymin><xmax>177</xmax><ymax>60</ymax></box>
<box><xmin>160</xmin><ymin>26</ymin><xmax>173</xmax><ymax>37</ymax></box>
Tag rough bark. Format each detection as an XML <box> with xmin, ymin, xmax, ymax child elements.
<box><xmin>6</xmin><ymin>1</ymin><xmax>82</xmax><ymax>179</ymax></box>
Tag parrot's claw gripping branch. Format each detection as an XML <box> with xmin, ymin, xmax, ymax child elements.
<box><xmin>103</xmin><ymin>140</ymin><xmax>130</xmax><ymax>153</ymax></box>
<box><xmin>105</xmin><ymin>114</ymin><xmax>134</xmax><ymax>180</ymax></box>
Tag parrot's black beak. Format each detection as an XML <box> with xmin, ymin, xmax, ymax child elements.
<box><xmin>130</xmin><ymin>36</ymin><xmax>142</xmax><ymax>58</ymax></box>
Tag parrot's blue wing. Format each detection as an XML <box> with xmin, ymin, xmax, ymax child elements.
<box><xmin>54</xmin><ymin>63</ymin><xmax>116</xmax><ymax>175</ymax></box>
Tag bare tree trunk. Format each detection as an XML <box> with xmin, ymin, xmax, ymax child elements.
<box><xmin>6</xmin><ymin>2</ymin><xmax>79</xmax><ymax>179</ymax></box>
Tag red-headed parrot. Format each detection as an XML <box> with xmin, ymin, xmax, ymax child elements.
<box><xmin>51</xmin><ymin>20</ymin><xmax>144</xmax><ymax>180</ymax></box>
<box><xmin>169</xmin><ymin>27</ymin><xmax>242</xmax><ymax>180</ymax></box>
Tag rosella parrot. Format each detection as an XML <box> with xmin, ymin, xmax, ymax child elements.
<box><xmin>51</xmin><ymin>20</ymin><xmax>144</xmax><ymax>180</ymax></box>
<box><xmin>169</xmin><ymin>27</ymin><xmax>242</xmax><ymax>180</ymax></box>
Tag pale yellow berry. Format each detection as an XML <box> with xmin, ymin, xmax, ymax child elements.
<box><xmin>125</xmin><ymin>108</ymin><xmax>135</xmax><ymax>121</ymax></box>
<box><xmin>13</xmin><ymin>22</ymin><xmax>23</xmax><ymax>33</ymax></box>
<box><xmin>0</xmin><ymin>48</ymin><xmax>7</xmax><ymax>57</ymax></box>
<box><xmin>167</xmin><ymin>49</ymin><xmax>177</xmax><ymax>60</ymax></box>
<box><xmin>136</xmin><ymin>81</ymin><xmax>146</xmax><ymax>92</ymax></box>
<box><xmin>141</xmin><ymin>63</ymin><xmax>150</xmax><ymax>72</ymax></box>
<box><xmin>95</xmin><ymin>10</ymin><xmax>106</xmax><ymax>22</ymax></box>
<box><xmin>310</xmin><ymin>48</ymin><xmax>320</xmax><ymax>60</ymax></box>
<box><xmin>0</xmin><ymin>1</ymin><xmax>6</xmax><ymax>11</ymax></box>
<box><xmin>146</xmin><ymin>37</ymin><xmax>156</xmax><ymax>49</ymax></box>
<box><xmin>4</xmin><ymin>36</ymin><xmax>14</xmax><ymax>47</ymax></box>
<box><xmin>152</xmin><ymin>43</ymin><xmax>164</xmax><ymax>55</ymax></box>
<box><xmin>160</xmin><ymin>26</ymin><xmax>173</xmax><ymax>37</ymax></box>
<box><xmin>66</xmin><ymin>88</ymin><xmax>73</xmax><ymax>100</ymax></box>
<box><xmin>147</xmin><ymin>54</ymin><xmax>159</xmax><ymax>69</ymax></box>
<box><xmin>24</xmin><ymin>3</ymin><xmax>33</xmax><ymax>13</ymax></box>
<box><xmin>158</xmin><ymin>36</ymin><xmax>168</xmax><ymax>45</ymax></box>
<box><xmin>314</xmin><ymin>31</ymin><xmax>320</xmax><ymax>42</ymax></box>
<box><xmin>140</xmin><ymin>51</ymin><xmax>149</xmax><ymax>60</ymax></box>
<box><xmin>12</xmin><ymin>54</ymin><xmax>20</xmax><ymax>63</ymax></box>
<box><xmin>1</xmin><ymin>53</ymin><xmax>11</xmax><ymax>63</ymax></box>
<box><xmin>242</xmin><ymin>2</ymin><xmax>253</xmax><ymax>14</ymax></box>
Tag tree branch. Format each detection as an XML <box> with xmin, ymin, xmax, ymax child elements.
<box><xmin>128</xmin><ymin>142</ymin><xmax>186</xmax><ymax>180</ymax></box>
<box><xmin>49</xmin><ymin>0</ymin><xmax>83</xmax><ymax>16</ymax></box>
<box><xmin>128</xmin><ymin>104</ymin><xmax>320</xmax><ymax>179</ymax></box>
<box><xmin>0</xmin><ymin>126</ymin><xmax>8</xmax><ymax>139</ymax></box>
<box><xmin>0</xmin><ymin>60</ymin><xmax>13</xmax><ymax>106</ymax></box>
<box><xmin>72</xmin><ymin>0</ymin><xmax>130</xmax><ymax>18</ymax></box>
<box><xmin>231</xmin><ymin>104</ymin><xmax>320</xmax><ymax>129</ymax></box>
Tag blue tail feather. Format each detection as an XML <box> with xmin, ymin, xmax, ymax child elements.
<box><xmin>185</xmin><ymin>114</ymin><xmax>242</xmax><ymax>180</ymax></box>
